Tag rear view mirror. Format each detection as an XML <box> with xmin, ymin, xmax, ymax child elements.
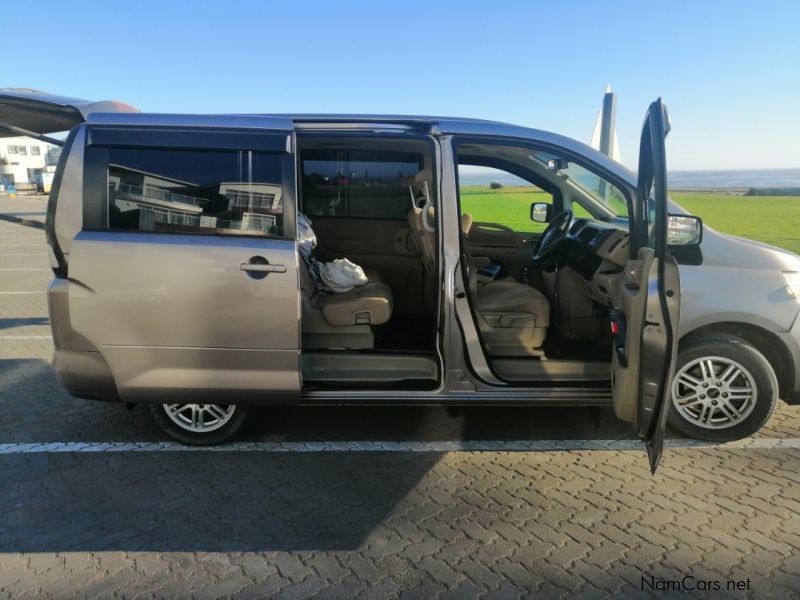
<box><xmin>667</xmin><ymin>214</ymin><xmax>703</xmax><ymax>246</ymax></box>
<box><xmin>531</xmin><ymin>202</ymin><xmax>553</xmax><ymax>223</ymax></box>
<box><xmin>546</xmin><ymin>158</ymin><xmax>569</xmax><ymax>172</ymax></box>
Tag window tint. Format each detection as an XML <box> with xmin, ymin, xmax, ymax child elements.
<box><xmin>457</xmin><ymin>165</ymin><xmax>554</xmax><ymax>233</ymax></box>
<box><xmin>301</xmin><ymin>149</ymin><xmax>423</xmax><ymax>219</ymax></box>
<box><xmin>107</xmin><ymin>148</ymin><xmax>285</xmax><ymax>237</ymax></box>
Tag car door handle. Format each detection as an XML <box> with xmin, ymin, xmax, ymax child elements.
<box><xmin>240</xmin><ymin>263</ymin><xmax>287</xmax><ymax>273</ymax></box>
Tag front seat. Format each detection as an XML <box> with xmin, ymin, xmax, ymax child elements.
<box><xmin>462</xmin><ymin>213</ymin><xmax>550</xmax><ymax>356</ymax></box>
<box><xmin>299</xmin><ymin>259</ymin><xmax>393</xmax><ymax>350</ymax></box>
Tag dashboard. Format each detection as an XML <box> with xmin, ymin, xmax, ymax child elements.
<box><xmin>560</xmin><ymin>219</ymin><xmax>631</xmax><ymax>306</ymax></box>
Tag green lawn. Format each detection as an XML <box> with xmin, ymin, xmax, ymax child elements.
<box><xmin>459</xmin><ymin>185</ymin><xmax>800</xmax><ymax>255</ymax></box>
<box><xmin>671</xmin><ymin>193</ymin><xmax>800</xmax><ymax>255</ymax></box>
<box><xmin>459</xmin><ymin>186</ymin><xmax>561</xmax><ymax>233</ymax></box>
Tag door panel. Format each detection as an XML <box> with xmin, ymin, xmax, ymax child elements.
<box><xmin>467</xmin><ymin>222</ymin><xmax>521</xmax><ymax>258</ymax></box>
<box><xmin>68</xmin><ymin>232</ymin><xmax>300</xmax><ymax>403</ymax></box>
<box><xmin>467</xmin><ymin>224</ymin><xmax>539</xmax><ymax>282</ymax></box>
<box><xmin>611</xmin><ymin>98</ymin><xmax>680</xmax><ymax>473</ymax></box>
<box><xmin>310</xmin><ymin>216</ymin><xmax>428</xmax><ymax>315</ymax></box>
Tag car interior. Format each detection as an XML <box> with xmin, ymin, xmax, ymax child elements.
<box><xmin>456</xmin><ymin>142</ymin><xmax>634</xmax><ymax>382</ymax></box>
<box><xmin>297</xmin><ymin>135</ymin><xmax>440</xmax><ymax>388</ymax></box>
<box><xmin>296</xmin><ymin>135</ymin><xmax>634</xmax><ymax>389</ymax></box>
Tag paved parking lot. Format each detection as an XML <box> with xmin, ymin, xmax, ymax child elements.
<box><xmin>1</xmin><ymin>195</ymin><xmax>799</xmax><ymax>598</ymax></box>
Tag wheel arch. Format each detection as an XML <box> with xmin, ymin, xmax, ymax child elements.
<box><xmin>680</xmin><ymin>321</ymin><xmax>795</xmax><ymax>401</ymax></box>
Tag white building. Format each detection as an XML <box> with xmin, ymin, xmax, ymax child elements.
<box><xmin>0</xmin><ymin>135</ymin><xmax>59</xmax><ymax>189</ymax></box>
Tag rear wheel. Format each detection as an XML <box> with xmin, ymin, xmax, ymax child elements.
<box><xmin>148</xmin><ymin>402</ymin><xmax>253</xmax><ymax>445</ymax></box>
<box><xmin>668</xmin><ymin>333</ymin><xmax>778</xmax><ymax>441</ymax></box>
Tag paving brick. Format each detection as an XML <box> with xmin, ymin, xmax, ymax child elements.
<box><xmin>0</xmin><ymin>211</ymin><xmax>799</xmax><ymax>598</ymax></box>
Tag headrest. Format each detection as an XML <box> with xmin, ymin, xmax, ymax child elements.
<box><xmin>402</xmin><ymin>168</ymin><xmax>433</xmax><ymax>192</ymax></box>
<box><xmin>414</xmin><ymin>168</ymin><xmax>433</xmax><ymax>184</ymax></box>
<box><xmin>461</xmin><ymin>212</ymin><xmax>473</xmax><ymax>234</ymax></box>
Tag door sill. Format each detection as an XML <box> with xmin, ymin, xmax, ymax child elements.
<box><xmin>302</xmin><ymin>351</ymin><xmax>438</xmax><ymax>388</ymax></box>
<box><xmin>491</xmin><ymin>357</ymin><xmax>611</xmax><ymax>383</ymax></box>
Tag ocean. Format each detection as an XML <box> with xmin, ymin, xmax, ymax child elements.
<box><xmin>459</xmin><ymin>168</ymin><xmax>800</xmax><ymax>191</ymax></box>
<box><xmin>668</xmin><ymin>169</ymin><xmax>800</xmax><ymax>190</ymax></box>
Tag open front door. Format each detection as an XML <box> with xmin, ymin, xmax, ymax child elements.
<box><xmin>612</xmin><ymin>99</ymin><xmax>680</xmax><ymax>473</ymax></box>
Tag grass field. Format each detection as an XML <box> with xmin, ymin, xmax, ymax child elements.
<box><xmin>459</xmin><ymin>185</ymin><xmax>800</xmax><ymax>254</ymax></box>
<box><xmin>670</xmin><ymin>193</ymin><xmax>800</xmax><ymax>254</ymax></box>
<box><xmin>459</xmin><ymin>186</ymin><xmax>559</xmax><ymax>233</ymax></box>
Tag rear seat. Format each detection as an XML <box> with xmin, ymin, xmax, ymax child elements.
<box><xmin>316</xmin><ymin>281</ymin><xmax>393</xmax><ymax>326</ymax></box>
<box><xmin>300</xmin><ymin>260</ymin><xmax>393</xmax><ymax>349</ymax></box>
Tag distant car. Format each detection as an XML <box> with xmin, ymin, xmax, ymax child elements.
<box><xmin>2</xmin><ymin>89</ymin><xmax>799</xmax><ymax>473</ymax></box>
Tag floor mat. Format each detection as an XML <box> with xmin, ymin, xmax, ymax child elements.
<box><xmin>374</xmin><ymin>315</ymin><xmax>435</xmax><ymax>352</ymax></box>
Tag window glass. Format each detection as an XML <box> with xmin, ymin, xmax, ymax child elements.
<box><xmin>301</xmin><ymin>149</ymin><xmax>424</xmax><ymax>219</ymax></box>
<box><xmin>107</xmin><ymin>148</ymin><xmax>284</xmax><ymax>237</ymax></box>
<box><xmin>531</xmin><ymin>152</ymin><xmax>628</xmax><ymax>218</ymax></box>
<box><xmin>31</xmin><ymin>146</ymin><xmax>41</xmax><ymax>156</ymax></box>
<box><xmin>457</xmin><ymin>165</ymin><xmax>554</xmax><ymax>233</ymax></box>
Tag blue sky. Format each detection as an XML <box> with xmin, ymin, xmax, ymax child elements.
<box><xmin>6</xmin><ymin>0</ymin><xmax>799</xmax><ymax>170</ymax></box>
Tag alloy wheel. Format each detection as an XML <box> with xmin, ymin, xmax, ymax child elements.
<box><xmin>671</xmin><ymin>356</ymin><xmax>757</xmax><ymax>429</ymax></box>
<box><xmin>162</xmin><ymin>403</ymin><xmax>237</xmax><ymax>433</ymax></box>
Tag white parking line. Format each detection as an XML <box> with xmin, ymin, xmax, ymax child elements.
<box><xmin>0</xmin><ymin>438</ymin><xmax>798</xmax><ymax>454</ymax></box>
<box><xmin>0</xmin><ymin>291</ymin><xmax>46</xmax><ymax>294</ymax></box>
<box><xmin>0</xmin><ymin>335</ymin><xmax>52</xmax><ymax>340</ymax></box>
<box><xmin>0</xmin><ymin>253</ymin><xmax>47</xmax><ymax>256</ymax></box>
<box><xmin>0</xmin><ymin>268</ymin><xmax>50</xmax><ymax>271</ymax></box>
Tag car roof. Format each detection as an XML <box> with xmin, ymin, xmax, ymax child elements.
<box><xmin>85</xmin><ymin>111</ymin><xmax>636</xmax><ymax>184</ymax></box>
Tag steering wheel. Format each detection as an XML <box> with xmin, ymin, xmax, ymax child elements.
<box><xmin>532</xmin><ymin>209</ymin><xmax>573</xmax><ymax>263</ymax></box>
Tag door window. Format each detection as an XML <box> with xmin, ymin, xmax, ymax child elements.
<box><xmin>301</xmin><ymin>149</ymin><xmax>424</xmax><ymax>219</ymax></box>
<box><xmin>456</xmin><ymin>163</ymin><xmax>556</xmax><ymax>233</ymax></box>
<box><xmin>106</xmin><ymin>148</ymin><xmax>286</xmax><ymax>237</ymax></box>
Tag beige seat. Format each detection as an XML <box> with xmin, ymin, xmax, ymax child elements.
<box><xmin>407</xmin><ymin>204</ymin><xmax>436</xmax><ymax>277</ymax></box>
<box><xmin>461</xmin><ymin>213</ymin><xmax>550</xmax><ymax>356</ymax></box>
<box><xmin>472</xmin><ymin>279</ymin><xmax>550</xmax><ymax>355</ymax></box>
<box><xmin>403</xmin><ymin>170</ymin><xmax>550</xmax><ymax>356</ymax></box>
<box><xmin>405</xmin><ymin>169</ymin><xmax>437</xmax><ymax>278</ymax></box>
<box><xmin>300</xmin><ymin>260</ymin><xmax>393</xmax><ymax>349</ymax></box>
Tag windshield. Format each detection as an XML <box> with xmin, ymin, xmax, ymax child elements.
<box><xmin>532</xmin><ymin>151</ymin><xmax>628</xmax><ymax>217</ymax></box>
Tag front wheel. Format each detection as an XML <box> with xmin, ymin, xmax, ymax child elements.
<box><xmin>668</xmin><ymin>333</ymin><xmax>779</xmax><ymax>442</ymax></box>
<box><xmin>148</xmin><ymin>402</ymin><xmax>253</xmax><ymax>445</ymax></box>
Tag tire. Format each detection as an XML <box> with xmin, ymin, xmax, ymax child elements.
<box><xmin>667</xmin><ymin>333</ymin><xmax>779</xmax><ymax>442</ymax></box>
<box><xmin>148</xmin><ymin>402</ymin><xmax>254</xmax><ymax>445</ymax></box>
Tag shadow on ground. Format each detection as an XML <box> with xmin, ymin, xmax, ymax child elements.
<box><xmin>0</xmin><ymin>451</ymin><xmax>445</xmax><ymax>552</ymax></box>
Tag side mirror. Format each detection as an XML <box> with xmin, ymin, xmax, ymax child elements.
<box><xmin>667</xmin><ymin>214</ymin><xmax>703</xmax><ymax>247</ymax></box>
<box><xmin>531</xmin><ymin>202</ymin><xmax>553</xmax><ymax>223</ymax></box>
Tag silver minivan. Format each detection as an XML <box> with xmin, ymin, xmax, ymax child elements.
<box><xmin>2</xmin><ymin>89</ymin><xmax>799</xmax><ymax>472</ymax></box>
